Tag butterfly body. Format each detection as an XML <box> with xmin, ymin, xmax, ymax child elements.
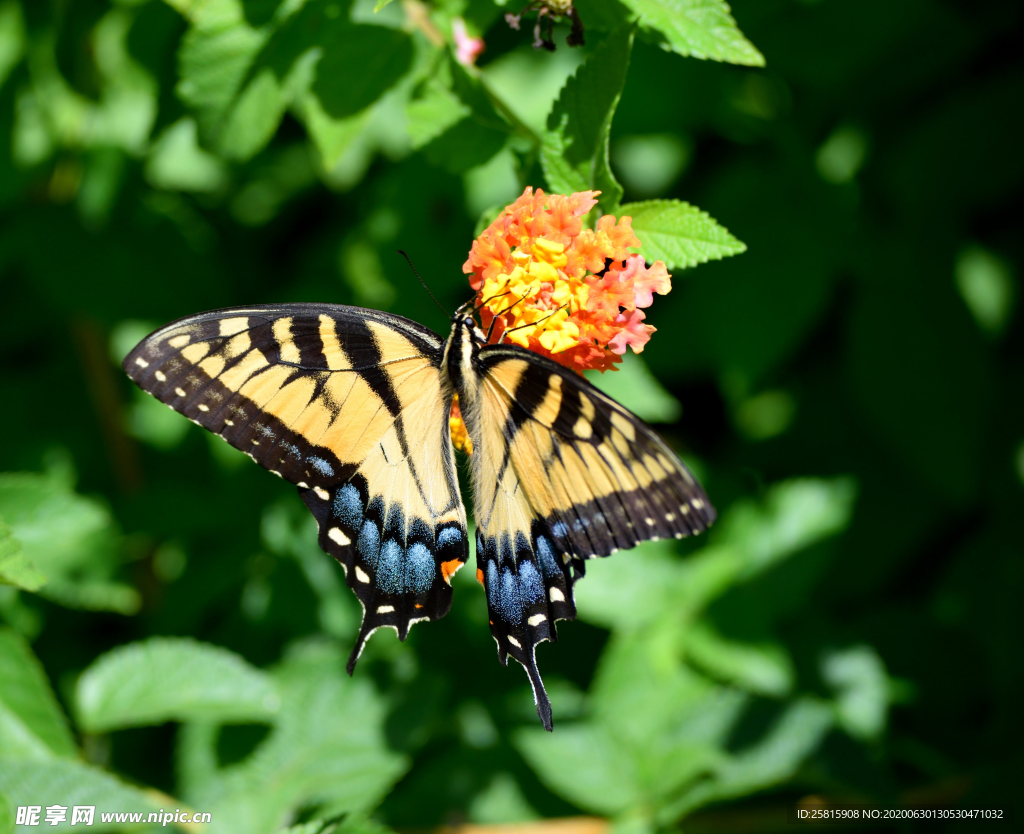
<box><xmin>124</xmin><ymin>304</ymin><xmax>714</xmax><ymax>729</ymax></box>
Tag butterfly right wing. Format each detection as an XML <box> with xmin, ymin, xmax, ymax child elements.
<box><xmin>123</xmin><ymin>304</ymin><xmax>469</xmax><ymax>667</ymax></box>
<box><xmin>467</xmin><ymin>344</ymin><xmax>715</xmax><ymax>728</ymax></box>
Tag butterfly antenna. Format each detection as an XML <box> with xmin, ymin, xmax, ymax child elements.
<box><xmin>498</xmin><ymin>303</ymin><xmax>568</xmax><ymax>344</ymax></box>
<box><xmin>485</xmin><ymin>293</ymin><xmax>527</xmax><ymax>342</ymax></box>
<box><xmin>397</xmin><ymin>250</ymin><xmax>449</xmax><ymax>318</ymax></box>
<box><xmin>475</xmin><ymin>285</ymin><xmax>511</xmax><ymax>313</ymax></box>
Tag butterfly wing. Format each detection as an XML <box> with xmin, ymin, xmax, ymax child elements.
<box><xmin>123</xmin><ymin>304</ymin><xmax>468</xmax><ymax>667</ymax></box>
<box><xmin>469</xmin><ymin>345</ymin><xmax>714</xmax><ymax>729</ymax></box>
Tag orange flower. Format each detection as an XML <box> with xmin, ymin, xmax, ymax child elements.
<box><xmin>449</xmin><ymin>394</ymin><xmax>473</xmax><ymax>455</ymax></box>
<box><xmin>463</xmin><ymin>186</ymin><xmax>671</xmax><ymax>372</ymax></box>
<box><xmin>451</xmin><ymin>187</ymin><xmax>673</xmax><ymax>452</ymax></box>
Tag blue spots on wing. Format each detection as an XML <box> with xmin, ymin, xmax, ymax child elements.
<box><xmin>499</xmin><ymin>568</ymin><xmax>522</xmax><ymax>623</ymax></box>
<box><xmin>354</xmin><ymin>510</ymin><xmax>440</xmax><ymax>596</ymax></box>
<box><xmin>438</xmin><ymin>527</ymin><xmax>462</xmax><ymax>548</ymax></box>
<box><xmin>536</xmin><ymin>536</ymin><xmax>560</xmax><ymax>579</ymax></box>
<box><xmin>309</xmin><ymin>456</ymin><xmax>335</xmax><ymax>477</ymax></box>
<box><xmin>484</xmin><ymin>561</ymin><xmax>523</xmax><ymax>624</ymax></box>
<box><xmin>333</xmin><ymin>484</ymin><xmax>363</xmax><ymax>528</ymax></box>
<box><xmin>406</xmin><ymin>543</ymin><xmax>434</xmax><ymax>593</ymax></box>
<box><xmin>518</xmin><ymin>561</ymin><xmax>545</xmax><ymax>604</ymax></box>
<box><xmin>377</xmin><ymin>540</ymin><xmax>403</xmax><ymax>593</ymax></box>
<box><xmin>358</xmin><ymin>520</ymin><xmax>380</xmax><ymax>570</ymax></box>
<box><xmin>552</xmin><ymin>521</ymin><xmax>569</xmax><ymax>540</ymax></box>
<box><xmin>486</xmin><ymin>560</ymin><xmax>499</xmax><ymax>610</ymax></box>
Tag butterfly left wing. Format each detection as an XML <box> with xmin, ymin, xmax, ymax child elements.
<box><xmin>468</xmin><ymin>345</ymin><xmax>715</xmax><ymax>729</ymax></box>
<box><xmin>122</xmin><ymin>304</ymin><xmax>468</xmax><ymax>668</ymax></box>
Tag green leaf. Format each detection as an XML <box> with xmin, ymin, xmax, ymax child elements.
<box><xmin>296</xmin><ymin>93</ymin><xmax>374</xmax><ymax>173</ymax></box>
<box><xmin>407</xmin><ymin>82</ymin><xmax>470</xmax><ymax>151</ymax></box>
<box><xmin>821</xmin><ymin>645</ymin><xmax>890</xmax><ymax>741</ymax></box>
<box><xmin>219</xmin><ymin>66</ymin><xmax>288</xmax><ymax>160</ymax></box>
<box><xmin>176</xmin><ymin>0</ymin><xmax>267</xmax><ymax>140</ymax></box>
<box><xmin>373</xmin><ymin>0</ymin><xmax>396</xmax><ymax>11</ymax></box>
<box><xmin>311</xmin><ymin>25</ymin><xmax>413</xmax><ymax>120</ymax></box>
<box><xmin>622</xmin><ymin>199</ymin><xmax>746</xmax><ymax>270</ymax></box>
<box><xmin>0</xmin><ymin>628</ymin><xmax>77</xmax><ymax>759</ymax></box>
<box><xmin>515</xmin><ymin>723</ymin><xmax>641</xmax><ymax>816</ymax></box>
<box><xmin>422</xmin><ymin>118</ymin><xmax>509</xmax><ymax>175</ymax></box>
<box><xmin>716</xmin><ymin>477</ymin><xmax>858</xmax><ymax>579</ymax></box>
<box><xmin>0</xmin><ymin>470</ymin><xmax>134</xmax><ymax>613</ymax></box>
<box><xmin>75</xmin><ymin>637</ymin><xmax>281</xmax><ymax>732</ymax></box>
<box><xmin>417</xmin><ymin>57</ymin><xmax>515</xmax><ymax>174</ymax></box>
<box><xmin>0</xmin><ymin>522</ymin><xmax>45</xmax><ymax>592</ymax></box>
<box><xmin>661</xmin><ymin>697</ymin><xmax>833</xmax><ymax>821</ymax></box>
<box><xmin>0</xmin><ymin>758</ymin><xmax>160</xmax><ymax>830</ymax></box>
<box><xmin>590</xmin><ymin>630</ymin><xmax>743</xmax><ymax>754</ymax></box>
<box><xmin>619</xmin><ymin>0</ymin><xmax>764</xmax><ymax>66</ymax></box>
<box><xmin>146</xmin><ymin>116</ymin><xmax>229</xmax><ymax>192</ymax></box>
<box><xmin>684</xmin><ymin>621</ymin><xmax>794</xmax><ymax>697</ymax></box>
<box><xmin>178</xmin><ymin>642</ymin><xmax>408</xmax><ymax>834</ymax></box>
<box><xmin>575</xmin><ymin>539</ymin><xmax>694</xmax><ymax>631</ymax></box>
<box><xmin>542</xmin><ymin>27</ymin><xmax>633</xmax><ymax>212</ymax></box>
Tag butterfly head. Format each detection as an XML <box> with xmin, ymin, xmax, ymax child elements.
<box><xmin>452</xmin><ymin>301</ymin><xmax>487</xmax><ymax>345</ymax></box>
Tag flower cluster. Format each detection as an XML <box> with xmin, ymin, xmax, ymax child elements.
<box><xmin>451</xmin><ymin>187</ymin><xmax>672</xmax><ymax>455</ymax></box>
<box><xmin>463</xmin><ymin>186</ymin><xmax>672</xmax><ymax>373</ymax></box>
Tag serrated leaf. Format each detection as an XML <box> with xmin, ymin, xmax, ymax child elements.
<box><xmin>622</xmin><ymin>199</ymin><xmax>746</xmax><ymax>269</ymax></box>
<box><xmin>0</xmin><ymin>628</ymin><xmax>77</xmax><ymax>759</ymax></box>
<box><xmin>75</xmin><ymin>637</ymin><xmax>280</xmax><ymax>732</ymax></box>
<box><xmin>0</xmin><ymin>522</ymin><xmax>45</xmax><ymax>592</ymax></box>
<box><xmin>0</xmin><ymin>758</ymin><xmax>160</xmax><ymax>831</ymax></box>
<box><xmin>619</xmin><ymin>0</ymin><xmax>764</xmax><ymax>66</ymax></box>
<box><xmin>176</xmin><ymin>0</ymin><xmax>266</xmax><ymax>139</ymax></box>
<box><xmin>541</xmin><ymin>27</ymin><xmax>632</xmax><ymax>211</ymax></box>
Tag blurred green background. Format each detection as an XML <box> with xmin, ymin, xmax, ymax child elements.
<box><xmin>0</xmin><ymin>1</ymin><xmax>1021</xmax><ymax>832</ymax></box>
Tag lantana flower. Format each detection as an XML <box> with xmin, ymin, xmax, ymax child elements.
<box><xmin>452</xmin><ymin>187</ymin><xmax>672</xmax><ymax>453</ymax></box>
<box><xmin>452</xmin><ymin>18</ymin><xmax>485</xmax><ymax>67</ymax></box>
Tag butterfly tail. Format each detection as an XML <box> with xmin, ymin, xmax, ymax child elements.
<box><xmin>521</xmin><ymin>650</ymin><xmax>554</xmax><ymax>731</ymax></box>
<box><xmin>346</xmin><ymin>622</ymin><xmax>375</xmax><ymax>675</ymax></box>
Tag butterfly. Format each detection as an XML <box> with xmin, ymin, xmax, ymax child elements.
<box><xmin>123</xmin><ymin>302</ymin><xmax>715</xmax><ymax>729</ymax></box>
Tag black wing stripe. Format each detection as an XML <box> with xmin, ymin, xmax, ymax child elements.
<box><xmin>341</xmin><ymin>318</ymin><xmax>403</xmax><ymax>417</ymax></box>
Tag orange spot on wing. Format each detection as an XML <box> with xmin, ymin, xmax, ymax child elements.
<box><xmin>441</xmin><ymin>559</ymin><xmax>463</xmax><ymax>584</ymax></box>
<box><xmin>414</xmin><ymin>603</ymin><xmax>423</xmax><ymax>609</ymax></box>
<box><xmin>476</xmin><ymin>568</ymin><xmax>484</xmax><ymax>586</ymax></box>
